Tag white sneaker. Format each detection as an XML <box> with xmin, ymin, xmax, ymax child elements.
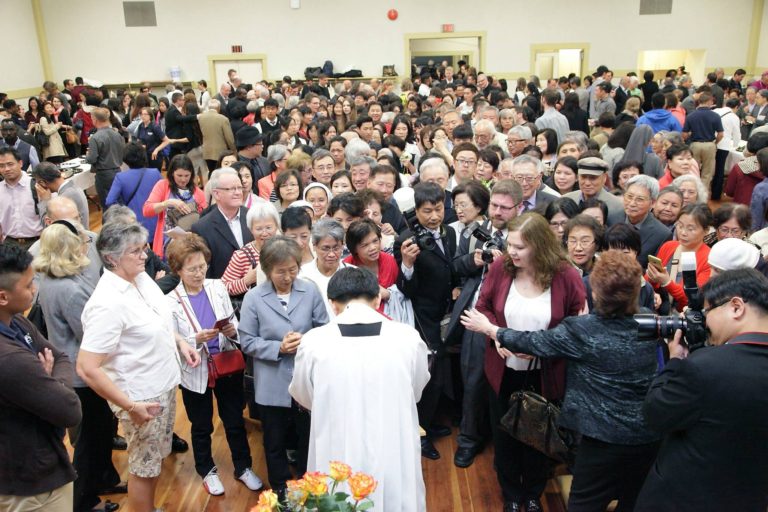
<box><xmin>237</xmin><ymin>468</ymin><xmax>263</xmax><ymax>491</ymax></box>
<box><xmin>203</xmin><ymin>468</ymin><xmax>225</xmax><ymax>496</ymax></box>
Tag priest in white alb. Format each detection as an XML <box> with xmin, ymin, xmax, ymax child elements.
<box><xmin>289</xmin><ymin>267</ymin><xmax>430</xmax><ymax>512</ymax></box>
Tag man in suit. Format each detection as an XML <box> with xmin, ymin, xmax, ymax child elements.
<box><xmin>565</xmin><ymin>157</ymin><xmax>625</xmax><ymax>226</ymax></box>
<box><xmin>511</xmin><ymin>155</ymin><xmax>558</xmax><ymax>214</ymax></box>
<box><xmin>417</xmin><ymin>158</ymin><xmax>458</xmax><ymax>225</ymax></box>
<box><xmin>395</xmin><ymin>182</ymin><xmax>459</xmax><ymax>460</ymax></box>
<box><xmin>447</xmin><ymin>179</ymin><xmax>522</xmax><ymax>468</ymax></box>
<box><xmin>614</xmin><ymin>76</ymin><xmax>629</xmax><ymax>114</ymax></box>
<box><xmin>214</xmin><ymin>83</ymin><xmax>232</xmax><ymax>116</ymax></box>
<box><xmin>236</xmin><ymin>127</ymin><xmax>269</xmax><ymax>182</ymax></box>
<box><xmin>191</xmin><ymin>168</ymin><xmax>254</xmax><ymax>279</ymax></box>
<box><xmin>165</xmin><ymin>92</ymin><xmax>198</xmax><ymax>158</ymax></box>
<box><xmin>636</xmin><ymin>268</ymin><xmax>768</xmax><ymax>512</ymax></box>
<box><xmin>198</xmin><ymin>99</ymin><xmax>235</xmax><ymax>172</ymax></box>
<box><xmin>622</xmin><ymin>175</ymin><xmax>672</xmax><ymax>269</ymax></box>
<box><xmin>227</xmin><ymin>87</ymin><xmax>249</xmax><ymax>122</ymax></box>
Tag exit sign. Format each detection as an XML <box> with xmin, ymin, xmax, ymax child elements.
<box><xmin>442</xmin><ymin>24</ymin><xmax>454</xmax><ymax>32</ymax></box>
<box><xmin>231</xmin><ymin>45</ymin><xmax>242</xmax><ymax>53</ymax></box>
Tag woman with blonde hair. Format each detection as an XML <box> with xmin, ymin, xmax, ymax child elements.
<box><xmin>34</xmin><ymin>220</ymin><xmax>121</xmax><ymax>512</ymax></box>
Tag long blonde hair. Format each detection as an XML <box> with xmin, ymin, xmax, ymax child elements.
<box><xmin>33</xmin><ymin>223</ymin><xmax>90</xmax><ymax>278</ymax></box>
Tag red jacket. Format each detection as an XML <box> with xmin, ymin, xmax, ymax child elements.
<box><xmin>476</xmin><ymin>259</ymin><xmax>585</xmax><ymax>401</ymax></box>
<box><xmin>647</xmin><ymin>241</ymin><xmax>711</xmax><ymax>309</ymax></box>
<box><xmin>724</xmin><ymin>156</ymin><xmax>764</xmax><ymax>205</ymax></box>
<box><xmin>343</xmin><ymin>252</ymin><xmax>399</xmax><ymax>313</ymax></box>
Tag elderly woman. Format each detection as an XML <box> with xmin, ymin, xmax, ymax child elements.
<box><xmin>658</xmin><ymin>144</ymin><xmax>696</xmax><ymax>188</ymax></box>
<box><xmin>300</xmin><ymin>218</ymin><xmax>355</xmax><ymax>317</ymax></box>
<box><xmin>672</xmin><ymin>174</ymin><xmax>708</xmax><ymax>207</ymax></box>
<box><xmin>462</xmin><ymin>250</ymin><xmax>659</xmax><ymax>512</ymax></box>
<box><xmin>565</xmin><ymin>214</ymin><xmax>604</xmax><ymax>277</ymax></box>
<box><xmin>704</xmin><ymin>203</ymin><xmax>752</xmax><ymax>247</ymax></box>
<box><xmin>34</xmin><ymin>221</ymin><xmax>120</xmax><ymax>512</ymax></box>
<box><xmin>166</xmin><ymin>234</ymin><xmax>262</xmax><ymax>496</ymax></box>
<box><xmin>77</xmin><ymin>222</ymin><xmax>200</xmax><ymax>512</ymax></box>
<box><xmin>450</xmin><ymin>180</ymin><xmax>490</xmax><ymax>235</ymax></box>
<box><xmin>342</xmin><ymin>219</ymin><xmax>398</xmax><ymax>312</ymax></box>
<box><xmin>652</xmin><ymin>185</ymin><xmax>684</xmax><ymax>229</ymax></box>
<box><xmin>221</xmin><ymin>201</ymin><xmax>281</xmax><ymax>297</ymax></box>
<box><xmin>239</xmin><ymin>237</ymin><xmax>329</xmax><ymax>500</ymax></box>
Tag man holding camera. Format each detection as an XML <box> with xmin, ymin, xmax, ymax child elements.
<box><xmin>395</xmin><ymin>182</ymin><xmax>459</xmax><ymax>460</ymax></box>
<box><xmin>635</xmin><ymin>268</ymin><xmax>768</xmax><ymax>512</ymax></box>
<box><xmin>447</xmin><ymin>179</ymin><xmax>523</xmax><ymax>468</ymax></box>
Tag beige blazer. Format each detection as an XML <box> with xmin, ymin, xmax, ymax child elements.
<box><xmin>198</xmin><ymin>110</ymin><xmax>235</xmax><ymax>162</ymax></box>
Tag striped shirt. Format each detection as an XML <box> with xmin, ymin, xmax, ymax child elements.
<box><xmin>221</xmin><ymin>243</ymin><xmax>259</xmax><ymax>296</ymax></box>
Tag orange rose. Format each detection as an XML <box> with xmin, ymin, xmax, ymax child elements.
<box><xmin>348</xmin><ymin>472</ymin><xmax>377</xmax><ymax>502</ymax></box>
<box><xmin>257</xmin><ymin>490</ymin><xmax>278</xmax><ymax>508</ymax></box>
<box><xmin>328</xmin><ymin>461</ymin><xmax>352</xmax><ymax>482</ymax></box>
<box><xmin>286</xmin><ymin>479</ymin><xmax>309</xmax><ymax>506</ymax></box>
<box><xmin>301</xmin><ymin>471</ymin><xmax>329</xmax><ymax>495</ymax></box>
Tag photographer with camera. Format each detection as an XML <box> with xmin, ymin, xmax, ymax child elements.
<box><xmin>446</xmin><ymin>179</ymin><xmax>523</xmax><ymax>468</ymax></box>
<box><xmin>635</xmin><ymin>268</ymin><xmax>768</xmax><ymax>512</ymax></box>
<box><xmin>394</xmin><ymin>182</ymin><xmax>459</xmax><ymax>461</ymax></box>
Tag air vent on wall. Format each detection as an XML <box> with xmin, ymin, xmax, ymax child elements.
<box><xmin>639</xmin><ymin>0</ymin><xmax>673</xmax><ymax>15</ymax></box>
<box><xmin>123</xmin><ymin>1</ymin><xmax>157</xmax><ymax>27</ymax></box>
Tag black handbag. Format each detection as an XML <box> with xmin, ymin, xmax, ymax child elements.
<box><xmin>35</xmin><ymin>129</ymin><xmax>50</xmax><ymax>147</ymax></box>
<box><xmin>26</xmin><ymin>297</ymin><xmax>48</xmax><ymax>338</ymax></box>
<box><xmin>499</xmin><ymin>359</ymin><xmax>577</xmax><ymax>465</ymax></box>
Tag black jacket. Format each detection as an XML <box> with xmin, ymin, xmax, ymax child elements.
<box><xmin>636</xmin><ymin>333</ymin><xmax>768</xmax><ymax>512</ymax></box>
<box><xmin>191</xmin><ymin>206</ymin><xmax>255</xmax><ymax>279</ymax></box>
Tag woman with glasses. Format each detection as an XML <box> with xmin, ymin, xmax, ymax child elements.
<box><xmin>564</xmin><ymin>214</ymin><xmax>604</xmax><ymax>277</ymax></box>
<box><xmin>299</xmin><ymin>219</ymin><xmax>354</xmax><ymax>317</ymax></box>
<box><xmin>450</xmin><ymin>180</ymin><xmax>490</xmax><ymax>235</ymax></box>
<box><xmin>143</xmin><ymin>154</ymin><xmax>207</xmax><ymax>259</ymax></box>
<box><xmin>646</xmin><ymin>204</ymin><xmax>713</xmax><ymax>311</ymax></box>
<box><xmin>704</xmin><ymin>203</ymin><xmax>752</xmax><ymax>247</ymax></box>
<box><xmin>544</xmin><ymin>197</ymin><xmax>580</xmax><ymax>242</ymax></box>
<box><xmin>166</xmin><ymin>234</ymin><xmax>263</xmax><ymax>496</ymax></box>
<box><xmin>221</xmin><ymin>202</ymin><xmax>281</xmax><ymax>297</ymax></box>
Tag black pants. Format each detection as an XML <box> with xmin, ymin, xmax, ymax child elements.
<box><xmin>417</xmin><ymin>351</ymin><xmax>451</xmax><ymax>432</ymax></box>
<box><xmin>488</xmin><ymin>368</ymin><xmax>551</xmax><ymax>503</ymax></box>
<box><xmin>72</xmin><ymin>387</ymin><xmax>120</xmax><ymax>512</ymax></box>
<box><xmin>258</xmin><ymin>402</ymin><xmax>310</xmax><ymax>492</ymax></box>
<box><xmin>712</xmin><ymin>148</ymin><xmax>730</xmax><ymax>200</ymax></box>
<box><xmin>457</xmin><ymin>329</ymin><xmax>488</xmax><ymax>450</ymax></box>
<box><xmin>180</xmin><ymin>373</ymin><xmax>252</xmax><ymax>477</ymax></box>
<box><xmin>94</xmin><ymin>169</ymin><xmax>119</xmax><ymax>210</ymax></box>
<box><xmin>568</xmin><ymin>436</ymin><xmax>660</xmax><ymax>512</ymax></box>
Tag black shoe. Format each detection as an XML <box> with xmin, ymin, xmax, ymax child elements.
<box><xmin>92</xmin><ymin>500</ymin><xmax>119</xmax><ymax>512</ymax></box>
<box><xmin>453</xmin><ymin>446</ymin><xmax>478</xmax><ymax>468</ymax></box>
<box><xmin>171</xmin><ymin>433</ymin><xmax>189</xmax><ymax>453</ymax></box>
<box><xmin>112</xmin><ymin>435</ymin><xmax>127</xmax><ymax>451</ymax></box>
<box><xmin>97</xmin><ymin>483</ymin><xmax>128</xmax><ymax>494</ymax></box>
<box><xmin>525</xmin><ymin>498</ymin><xmax>543</xmax><ymax>512</ymax></box>
<box><xmin>421</xmin><ymin>438</ymin><xmax>440</xmax><ymax>460</ymax></box>
<box><xmin>502</xmin><ymin>502</ymin><xmax>521</xmax><ymax>512</ymax></box>
<box><xmin>426</xmin><ymin>424</ymin><xmax>451</xmax><ymax>438</ymax></box>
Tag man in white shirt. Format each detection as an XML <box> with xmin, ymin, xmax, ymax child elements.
<box><xmin>712</xmin><ymin>97</ymin><xmax>743</xmax><ymax>200</ymax></box>
<box><xmin>0</xmin><ymin>147</ymin><xmax>42</xmax><ymax>248</ymax></box>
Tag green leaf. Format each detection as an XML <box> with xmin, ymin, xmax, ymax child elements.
<box><xmin>336</xmin><ymin>502</ymin><xmax>354</xmax><ymax>512</ymax></box>
<box><xmin>334</xmin><ymin>492</ymin><xmax>349</xmax><ymax>501</ymax></box>
<box><xmin>357</xmin><ymin>501</ymin><xmax>374</xmax><ymax>511</ymax></box>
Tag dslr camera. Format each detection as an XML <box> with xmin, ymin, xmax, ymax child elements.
<box><xmin>469</xmin><ymin>223</ymin><xmax>504</xmax><ymax>264</ymax></box>
<box><xmin>635</xmin><ymin>252</ymin><xmax>708</xmax><ymax>350</ymax></box>
<box><xmin>392</xmin><ymin>187</ymin><xmax>437</xmax><ymax>252</ymax></box>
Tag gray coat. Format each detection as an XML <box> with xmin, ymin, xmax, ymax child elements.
<box><xmin>37</xmin><ymin>273</ymin><xmax>95</xmax><ymax>387</ymax></box>
<box><xmin>239</xmin><ymin>277</ymin><xmax>328</xmax><ymax>407</ymax></box>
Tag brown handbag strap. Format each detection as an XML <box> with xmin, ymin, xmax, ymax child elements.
<box><xmin>174</xmin><ymin>289</ymin><xmax>199</xmax><ymax>333</ymax></box>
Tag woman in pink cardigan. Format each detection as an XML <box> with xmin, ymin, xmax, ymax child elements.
<box><xmin>143</xmin><ymin>154</ymin><xmax>207</xmax><ymax>258</ymax></box>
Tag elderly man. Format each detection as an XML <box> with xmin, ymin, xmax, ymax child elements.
<box><xmin>441</xmin><ymin>109</ymin><xmax>463</xmax><ymax>141</ymax></box>
<box><xmin>564</xmin><ymin>157</ymin><xmax>624</xmax><ymax>225</ymax></box>
<box><xmin>198</xmin><ymin>99</ymin><xmax>235</xmax><ymax>173</ymax></box>
<box><xmin>506</xmin><ymin>126</ymin><xmax>533</xmax><ymax>158</ymax></box>
<box><xmin>535</xmin><ymin>89</ymin><xmax>570</xmax><ymax>144</ymax></box>
<box><xmin>622</xmin><ymin>175</ymin><xmax>672</xmax><ymax>268</ymax></box>
<box><xmin>474</xmin><ymin>119</ymin><xmax>504</xmax><ymax>152</ymax></box>
<box><xmin>510</xmin><ymin>155</ymin><xmax>559</xmax><ymax>213</ymax></box>
<box><xmin>418</xmin><ymin>157</ymin><xmax>458</xmax><ymax>224</ymax></box>
<box><xmin>32</xmin><ymin>162</ymin><xmax>89</xmax><ymax>228</ymax></box>
<box><xmin>349</xmin><ymin>155</ymin><xmax>375</xmax><ymax>192</ymax></box>
<box><xmin>0</xmin><ymin>147</ymin><xmax>42</xmax><ymax>249</ymax></box>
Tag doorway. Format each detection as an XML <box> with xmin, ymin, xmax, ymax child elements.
<box><xmin>207</xmin><ymin>54</ymin><xmax>268</xmax><ymax>91</ymax></box>
<box><xmin>405</xmin><ymin>32</ymin><xmax>486</xmax><ymax>79</ymax></box>
<box><xmin>530</xmin><ymin>44</ymin><xmax>589</xmax><ymax>81</ymax></box>
<box><xmin>636</xmin><ymin>49</ymin><xmax>706</xmax><ymax>84</ymax></box>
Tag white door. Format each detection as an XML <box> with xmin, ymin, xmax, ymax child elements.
<box><xmin>213</xmin><ymin>59</ymin><xmax>264</xmax><ymax>87</ymax></box>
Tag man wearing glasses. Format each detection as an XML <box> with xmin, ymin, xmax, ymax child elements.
<box><xmin>510</xmin><ymin>154</ymin><xmax>559</xmax><ymax>214</ymax></box>
<box><xmin>506</xmin><ymin>125</ymin><xmax>533</xmax><ymax>158</ymax></box>
<box><xmin>191</xmin><ymin>168</ymin><xmax>254</xmax><ymax>278</ymax></box>
<box><xmin>636</xmin><ymin>268</ymin><xmax>768</xmax><ymax>512</ymax></box>
<box><xmin>622</xmin><ymin>175</ymin><xmax>672</xmax><ymax>269</ymax></box>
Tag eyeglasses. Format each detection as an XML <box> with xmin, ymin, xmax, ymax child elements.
<box><xmin>456</xmin><ymin>158</ymin><xmax>477</xmax><ymax>167</ymax></box>
<box><xmin>624</xmin><ymin>193</ymin><xmax>650</xmax><ymax>204</ymax></box>
<box><xmin>702</xmin><ymin>297</ymin><xmax>743</xmax><ymax>317</ymax></box>
<box><xmin>454</xmin><ymin>201</ymin><xmax>475</xmax><ymax>210</ymax></box>
<box><xmin>507</xmin><ymin>138</ymin><xmax>526</xmax><ymax>144</ymax></box>
<box><xmin>216</xmin><ymin>186</ymin><xmax>244</xmax><ymax>194</ymax></box>
<box><xmin>717</xmin><ymin>226</ymin><xmax>744</xmax><ymax>237</ymax></box>
<box><xmin>489</xmin><ymin>201</ymin><xmax>518</xmax><ymax>213</ymax></box>
<box><xmin>566</xmin><ymin>238</ymin><xmax>595</xmax><ymax>248</ymax></box>
<box><xmin>316</xmin><ymin>244</ymin><xmax>342</xmax><ymax>253</ymax></box>
<box><xmin>252</xmin><ymin>225</ymin><xmax>276</xmax><ymax>234</ymax></box>
<box><xmin>549</xmin><ymin>220</ymin><xmax>569</xmax><ymax>229</ymax></box>
<box><xmin>674</xmin><ymin>222</ymin><xmax>700</xmax><ymax>233</ymax></box>
<box><xmin>182</xmin><ymin>264</ymin><xmax>208</xmax><ymax>275</ymax></box>
<box><xmin>513</xmin><ymin>175</ymin><xmax>538</xmax><ymax>184</ymax></box>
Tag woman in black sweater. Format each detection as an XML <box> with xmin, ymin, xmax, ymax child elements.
<box><xmin>462</xmin><ymin>250</ymin><xmax>660</xmax><ymax>512</ymax></box>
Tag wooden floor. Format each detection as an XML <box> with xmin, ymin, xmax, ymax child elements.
<box><xmin>85</xmin><ymin>389</ymin><xmax>567</xmax><ymax>512</ymax></box>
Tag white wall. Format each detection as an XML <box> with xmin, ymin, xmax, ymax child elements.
<box><xmin>3</xmin><ymin>0</ymin><xmax>45</xmax><ymax>92</ymax></box>
<box><xmin>757</xmin><ymin>1</ymin><xmax>768</xmax><ymax>70</ymax></box>
<box><xmin>16</xmin><ymin>0</ymin><xmax>764</xmax><ymax>88</ymax></box>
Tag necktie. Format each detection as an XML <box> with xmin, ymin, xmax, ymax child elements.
<box><xmin>432</xmin><ymin>231</ymin><xmax>445</xmax><ymax>254</ymax></box>
<box><xmin>493</xmin><ymin>230</ymin><xmax>504</xmax><ymax>248</ymax></box>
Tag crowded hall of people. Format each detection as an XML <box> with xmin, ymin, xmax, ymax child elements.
<box><xmin>3</xmin><ymin>1</ymin><xmax>768</xmax><ymax>511</ymax></box>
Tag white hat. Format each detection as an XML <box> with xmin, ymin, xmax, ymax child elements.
<box><xmin>708</xmin><ymin>238</ymin><xmax>760</xmax><ymax>271</ymax></box>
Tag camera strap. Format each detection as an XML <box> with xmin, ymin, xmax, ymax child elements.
<box><xmin>727</xmin><ymin>332</ymin><xmax>768</xmax><ymax>347</ymax></box>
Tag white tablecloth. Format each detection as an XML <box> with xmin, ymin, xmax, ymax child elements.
<box><xmin>61</xmin><ymin>158</ymin><xmax>94</xmax><ymax>191</ymax></box>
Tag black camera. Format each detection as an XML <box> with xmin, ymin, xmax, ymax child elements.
<box><xmin>392</xmin><ymin>187</ymin><xmax>438</xmax><ymax>252</ymax></box>
<box><xmin>635</xmin><ymin>253</ymin><xmax>708</xmax><ymax>350</ymax></box>
<box><xmin>409</xmin><ymin>223</ymin><xmax>437</xmax><ymax>251</ymax></box>
<box><xmin>469</xmin><ymin>223</ymin><xmax>504</xmax><ymax>264</ymax></box>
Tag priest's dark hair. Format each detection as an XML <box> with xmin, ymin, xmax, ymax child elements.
<box><xmin>327</xmin><ymin>267</ymin><xmax>380</xmax><ymax>304</ymax></box>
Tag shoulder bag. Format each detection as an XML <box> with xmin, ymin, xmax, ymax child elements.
<box><xmin>499</xmin><ymin>358</ymin><xmax>578</xmax><ymax>465</ymax></box>
<box><xmin>174</xmin><ymin>289</ymin><xmax>245</xmax><ymax>388</ymax></box>
<box><xmin>121</xmin><ymin>171</ymin><xmax>146</xmax><ymax>207</ymax></box>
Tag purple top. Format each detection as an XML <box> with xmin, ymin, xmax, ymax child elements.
<box><xmin>187</xmin><ymin>289</ymin><xmax>219</xmax><ymax>354</ymax></box>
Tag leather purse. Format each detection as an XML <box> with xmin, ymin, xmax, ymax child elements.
<box><xmin>64</xmin><ymin>129</ymin><xmax>78</xmax><ymax>145</ymax></box>
<box><xmin>174</xmin><ymin>289</ymin><xmax>245</xmax><ymax>388</ymax></box>
<box><xmin>499</xmin><ymin>359</ymin><xmax>577</xmax><ymax>465</ymax></box>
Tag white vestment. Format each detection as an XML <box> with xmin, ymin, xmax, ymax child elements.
<box><xmin>289</xmin><ymin>302</ymin><xmax>430</xmax><ymax>512</ymax></box>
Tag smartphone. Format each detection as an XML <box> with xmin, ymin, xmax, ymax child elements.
<box><xmin>647</xmin><ymin>255</ymin><xmax>664</xmax><ymax>271</ymax></box>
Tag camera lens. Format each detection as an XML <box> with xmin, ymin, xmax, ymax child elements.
<box><xmin>658</xmin><ymin>316</ymin><xmax>685</xmax><ymax>338</ymax></box>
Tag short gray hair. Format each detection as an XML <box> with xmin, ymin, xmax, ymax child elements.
<box><xmin>311</xmin><ymin>149</ymin><xmax>334</xmax><ymax>166</ymax></box>
<box><xmin>348</xmin><ymin>155</ymin><xmax>376</xmax><ymax>169</ymax></box>
<box><xmin>474</xmin><ymin>119</ymin><xmax>497</xmax><ymax>135</ymax></box>
<box><xmin>103</xmin><ymin>204</ymin><xmax>137</xmax><ymax>225</ymax></box>
<box><xmin>311</xmin><ymin>218</ymin><xmax>345</xmax><ymax>246</ymax></box>
<box><xmin>345</xmin><ymin>138</ymin><xmax>371</xmax><ymax>161</ymax></box>
<box><xmin>508</xmin><ymin>125</ymin><xmax>532</xmax><ymax>140</ymax></box>
<box><xmin>208</xmin><ymin>99</ymin><xmax>220</xmax><ymax>112</ymax></box>
<box><xmin>247</xmin><ymin>100</ymin><xmax>259</xmax><ymax>113</ymax></box>
<box><xmin>672</xmin><ymin>175</ymin><xmax>709</xmax><ymax>204</ymax></box>
<box><xmin>259</xmin><ymin>236</ymin><xmax>302</xmax><ymax>276</ymax></box>
<box><xmin>267</xmin><ymin>144</ymin><xmax>289</xmax><ymax>166</ymax></box>
<box><xmin>625</xmin><ymin>174</ymin><xmax>660</xmax><ymax>200</ymax></box>
<box><xmin>208</xmin><ymin>167</ymin><xmax>239</xmax><ymax>191</ymax></box>
<box><xmin>96</xmin><ymin>222</ymin><xmax>148</xmax><ymax>270</ymax></box>
<box><xmin>419</xmin><ymin>156</ymin><xmax>450</xmax><ymax>176</ymax></box>
<box><xmin>246</xmin><ymin>201</ymin><xmax>280</xmax><ymax>230</ymax></box>
<box><xmin>511</xmin><ymin>154</ymin><xmax>544</xmax><ymax>175</ymax></box>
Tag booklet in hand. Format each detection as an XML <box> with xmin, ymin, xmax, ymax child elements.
<box><xmin>214</xmin><ymin>311</ymin><xmax>236</xmax><ymax>330</ymax></box>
